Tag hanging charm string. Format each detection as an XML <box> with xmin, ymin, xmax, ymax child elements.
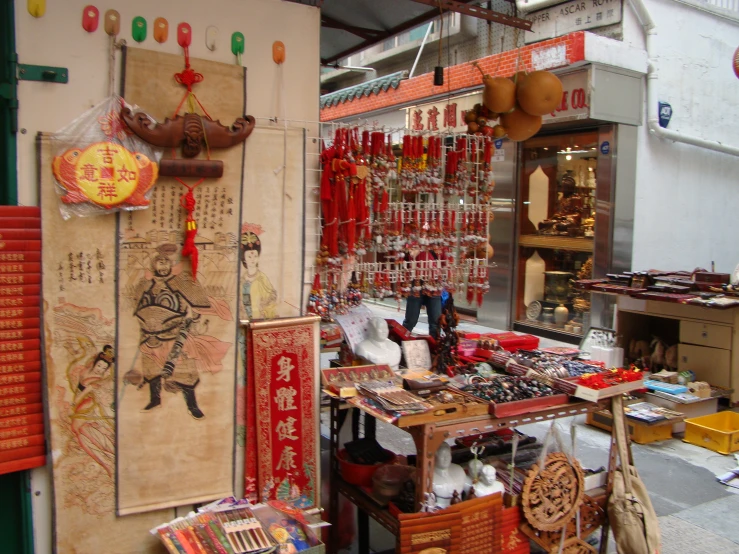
<box><xmin>178</xmin><ymin>178</ymin><xmax>205</xmax><ymax>278</ymax></box>
<box><xmin>170</xmin><ymin>45</ymin><xmax>213</xmax><ymax>280</ymax></box>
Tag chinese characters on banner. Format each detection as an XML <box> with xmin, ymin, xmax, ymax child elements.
<box><xmin>245</xmin><ymin>317</ymin><xmax>320</xmax><ymax>509</ymax></box>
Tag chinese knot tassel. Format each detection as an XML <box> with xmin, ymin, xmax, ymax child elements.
<box><xmin>347</xmin><ymin>185</ymin><xmax>357</xmax><ymax>255</ymax></box>
<box><xmin>180</xmin><ymin>189</ymin><xmax>199</xmax><ymax>279</ymax></box>
<box><xmin>356</xmin><ymin>174</ymin><xmax>368</xmax><ymax>240</ymax></box>
<box><xmin>380</xmin><ymin>189</ymin><xmax>389</xmax><ymax>213</ymax></box>
<box><xmin>334</xmin><ymin>159</ymin><xmax>351</xmax><ymax>252</ymax></box>
<box><xmin>466</xmin><ymin>268</ymin><xmax>475</xmax><ymax>305</ymax></box>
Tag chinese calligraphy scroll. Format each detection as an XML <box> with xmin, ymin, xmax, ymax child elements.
<box><xmin>245</xmin><ymin>316</ymin><xmax>320</xmax><ymax>509</ymax></box>
<box><xmin>115</xmin><ymin>48</ymin><xmax>244</xmax><ymax>515</ymax></box>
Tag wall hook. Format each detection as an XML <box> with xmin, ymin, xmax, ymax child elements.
<box><xmin>104</xmin><ymin>10</ymin><xmax>120</xmax><ymax>36</ymax></box>
<box><xmin>272</xmin><ymin>41</ymin><xmax>285</xmax><ymax>65</ymax></box>
<box><xmin>82</xmin><ymin>5</ymin><xmax>99</xmax><ymax>33</ymax></box>
<box><xmin>205</xmin><ymin>26</ymin><xmax>219</xmax><ymax>51</ymax></box>
<box><xmin>27</xmin><ymin>0</ymin><xmax>45</xmax><ymax>18</ymax></box>
<box><xmin>154</xmin><ymin>18</ymin><xmax>169</xmax><ymax>43</ymax></box>
<box><xmin>132</xmin><ymin>16</ymin><xmax>147</xmax><ymax>43</ymax></box>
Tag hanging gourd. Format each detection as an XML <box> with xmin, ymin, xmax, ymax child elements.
<box><xmin>516</xmin><ymin>71</ymin><xmax>564</xmax><ymax>117</ymax></box>
<box><xmin>472</xmin><ymin>62</ymin><xmax>515</xmax><ymax>115</ymax></box>
<box><xmin>511</xmin><ymin>71</ymin><xmax>528</xmax><ymax>87</ymax></box>
<box><xmin>500</xmin><ymin>107</ymin><xmax>542</xmax><ymax>142</ymax></box>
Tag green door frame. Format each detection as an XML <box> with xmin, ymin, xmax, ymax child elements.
<box><xmin>0</xmin><ymin>2</ymin><xmax>33</xmax><ymax>553</ymax></box>
<box><xmin>0</xmin><ymin>0</ymin><xmax>18</xmax><ymax>205</ymax></box>
<box><xmin>0</xmin><ymin>471</ymin><xmax>34</xmax><ymax>554</ymax></box>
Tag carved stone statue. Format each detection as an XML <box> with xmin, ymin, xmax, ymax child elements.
<box><xmin>355</xmin><ymin>318</ymin><xmax>401</xmax><ymax>371</ymax></box>
<box><xmin>432</xmin><ymin>442</ymin><xmax>469</xmax><ymax>508</ymax></box>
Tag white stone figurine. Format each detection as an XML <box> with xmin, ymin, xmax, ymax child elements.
<box><xmin>432</xmin><ymin>442</ymin><xmax>470</xmax><ymax>508</ymax></box>
<box><xmin>467</xmin><ymin>444</ymin><xmax>484</xmax><ymax>482</ymax></box>
<box><xmin>355</xmin><ymin>317</ymin><xmax>402</xmax><ymax>371</ymax></box>
<box><xmin>470</xmin><ymin>465</ymin><xmax>505</xmax><ymax>497</ymax></box>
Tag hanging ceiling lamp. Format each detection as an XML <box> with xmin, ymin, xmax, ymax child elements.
<box><xmin>434</xmin><ymin>1</ymin><xmax>444</xmax><ymax>86</ymax></box>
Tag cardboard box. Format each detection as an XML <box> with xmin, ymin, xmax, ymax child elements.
<box><xmin>645</xmin><ymin>393</ymin><xmax>718</xmax><ymax>433</ymax></box>
<box><xmin>586</xmin><ymin>410</ymin><xmax>674</xmax><ymax>445</ymax></box>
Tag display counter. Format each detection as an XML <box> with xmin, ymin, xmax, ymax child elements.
<box><xmin>327</xmin><ymin>395</ymin><xmax>608</xmax><ymax>553</ymax></box>
<box><xmin>616</xmin><ymin>295</ymin><xmax>739</xmax><ymax>404</ymax></box>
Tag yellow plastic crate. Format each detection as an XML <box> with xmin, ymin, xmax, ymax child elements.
<box><xmin>683</xmin><ymin>411</ymin><xmax>739</xmax><ymax>455</ymax></box>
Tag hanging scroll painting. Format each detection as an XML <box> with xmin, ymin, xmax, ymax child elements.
<box><xmin>41</xmin><ymin>134</ymin><xmax>170</xmax><ymax>554</ymax></box>
<box><xmin>237</xmin><ymin>126</ymin><xmax>306</xmax><ymax>500</ymax></box>
<box><xmin>115</xmin><ymin>47</ymin><xmax>244</xmax><ymax>515</ymax></box>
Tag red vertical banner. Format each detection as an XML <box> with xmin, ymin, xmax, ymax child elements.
<box><xmin>245</xmin><ymin>316</ymin><xmax>320</xmax><ymax>509</ymax></box>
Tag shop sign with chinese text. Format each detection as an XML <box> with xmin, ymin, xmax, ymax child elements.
<box><xmin>524</xmin><ymin>0</ymin><xmax>623</xmax><ymax>44</ymax></box>
<box><xmin>542</xmin><ymin>70</ymin><xmax>590</xmax><ymax>124</ymax></box>
<box><xmin>406</xmin><ymin>93</ymin><xmax>483</xmax><ymax>133</ymax></box>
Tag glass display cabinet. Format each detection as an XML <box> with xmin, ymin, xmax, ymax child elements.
<box><xmin>513</xmin><ymin>129</ymin><xmax>602</xmax><ymax>341</ymax></box>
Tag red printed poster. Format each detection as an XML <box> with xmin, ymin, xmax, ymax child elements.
<box><xmin>248</xmin><ymin>316</ymin><xmax>319</xmax><ymax>509</ymax></box>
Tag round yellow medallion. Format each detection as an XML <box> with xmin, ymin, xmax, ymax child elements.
<box><xmin>74</xmin><ymin>142</ymin><xmax>140</xmax><ymax>206</ymax></box>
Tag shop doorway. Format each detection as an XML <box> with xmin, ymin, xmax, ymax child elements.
<box><xmin>512</xmin><ymin>127</ymin><xmax>614</xmax><ymax>343</ymax></box>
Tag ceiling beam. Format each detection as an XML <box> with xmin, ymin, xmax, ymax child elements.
<box><xmin>321</xmin><ymin>15</ymin><xmax>384</xmax><ymax>42</ymax></box>
<box><xmin>321</xmin><ymin>0</ymin><xmax>479</xmax><ymax>64</ymax></box>
<box><xmin>407</xmin><ymin>0</ymin><xmax>532</xmax><ymax>30</ymax></box>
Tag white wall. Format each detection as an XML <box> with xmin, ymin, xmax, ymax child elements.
<box><xmin>13</xmin><ymin>0</ymin><xmax>319</xmax><ymax>551</ymax></box>
<box><xmin>622</xmin><ymin>0</ymin><xmax>739</xmax><ymax>272</ymax></box>
<box><xmin>15</xmin><ymin>0</ymin><xmax>320</xmax><ymax>206</ymax></box>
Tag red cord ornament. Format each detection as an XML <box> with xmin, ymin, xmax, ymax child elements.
<box><xmin>575</xmin><ymin>368</ymin><xmax>642</xmax><ymax>389</ymax></box>
<box><xmin>170</xmin><ymin>46</ymin><xmax>209</xmax><ymax>279</ymax></box>
<box><xmin>178</xmin><ymin>183</ymin><xmax>202</xmax><ymax>278</ymax></box>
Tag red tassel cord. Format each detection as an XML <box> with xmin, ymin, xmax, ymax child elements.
<box><xmin>168</xmin><ymin>47</ymin><xmax>216</xmax><ymax>279</ymax></box>
<box><xmin>467</xmin><ymin>266</ymin><xmax>475</xmax><ymax>305</ymax></box>
<box><xmin>177</xmin><ymin>179</ymin><xmax>204</xmax><ymax>279</ymax></box>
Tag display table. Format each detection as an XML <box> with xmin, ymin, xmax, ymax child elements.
<box><xmin>615</xmin><ymin>295</ymin><xmax>739</xmax><ymax>404</ymax></box>
<box><xmin>327</xmin><ymin>395</ymin><xmax>608</xmax><ymax>553</ymax></box>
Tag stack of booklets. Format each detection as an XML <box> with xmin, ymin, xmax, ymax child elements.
<box><xmin>624</xmin><ymin>402</ymin><xmax>683</xmax><ymax>424</ymax></box>
<box><xmin>152</xmin><ymin>497</ymin><xmax>327</xmax><ymax>554</ymax></box>
<box><xmin>0</xmin><ymin>206</ymin><xmax>44</xmax><ymax>476</ymax></box>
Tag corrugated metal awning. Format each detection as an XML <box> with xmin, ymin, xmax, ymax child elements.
<box><xmin>284</xmin><ymin>0</ymin><xmax>528</xmax><ymax>65</ymax></box>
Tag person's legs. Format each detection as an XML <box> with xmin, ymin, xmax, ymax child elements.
<box><xmin>425</xmin><ymin>295</ymin><xmax>442</xmax><ymax>339</ymax></box>
<box><xmin>403</xmin><ymin>295</ymin><xmax>422</xmax><ymax>333</ymax></box>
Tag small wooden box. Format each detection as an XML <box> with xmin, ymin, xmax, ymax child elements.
<box><xmin>586</xmin><ymin>410</ymin><xmax>674</xmax><ymax>445</ymax></box>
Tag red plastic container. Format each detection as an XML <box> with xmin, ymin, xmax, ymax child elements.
<box><xmin>489</xmin><ymin>393</ymin><xmax>570</xmax><ymax>418</ymax></box>
<box><xmin>337</xmin><ymin>448</ymin><xmax>397</xmax><ymax>487</ymax></box>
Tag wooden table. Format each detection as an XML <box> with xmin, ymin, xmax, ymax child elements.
<box><xmin>327</xmin><ymin>396</ymin><xmax>608</xmax><ymax>554</ymax></box>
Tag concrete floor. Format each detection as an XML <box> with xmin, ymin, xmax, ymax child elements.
<box><xmin>323</xmin><ymin>303</ymin><xmax>739</xmax><ymax>553</ymax></box>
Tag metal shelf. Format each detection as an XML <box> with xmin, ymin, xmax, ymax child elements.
<box><xmin>518</xmin><ymin>235</ymin><xmax>594</xmax><ymax>252</ymax></box>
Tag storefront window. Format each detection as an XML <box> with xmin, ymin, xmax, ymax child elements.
<box><xmin>514</xmin><ymin>130</ymin><xmax>598</xmax><ymax>338</ymax></box>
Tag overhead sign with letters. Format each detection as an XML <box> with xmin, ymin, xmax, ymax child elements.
<box><xmin>524</xmin><ymin>0</ymin><xmax>623</xmax><ymax>44</ymax></box>
<box><xmin>406</xmin><ymin>71</ymin><xmax>590</xmax><ymax>130</ymax></box>
<box><xmin>542</xmin><ymin>70</ymin><xmax>590</xmax><ymax>124</ymax></box>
